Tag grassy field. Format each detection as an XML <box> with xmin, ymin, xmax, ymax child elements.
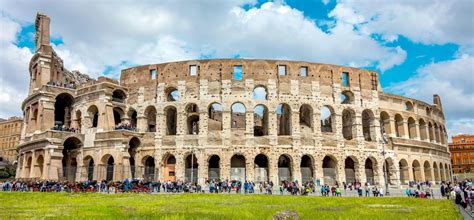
<box><xmin>0</xmin><ymin>192</ymin><xmax>461</xmax><ymax>219</ymax></box>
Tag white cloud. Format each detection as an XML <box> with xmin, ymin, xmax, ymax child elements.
<box><xmin>387</xmin><ymin>55</ymin><xmax>474</xmax><ymax>139</ymax></box>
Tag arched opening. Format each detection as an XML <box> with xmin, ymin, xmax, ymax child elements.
<box><xmin>301</xmin><ymin>155</ymin><xmax>314</xmax><ymax>183</ymax></box>
<box><xmin>84</xmin><ymin>156</ymin><xmax>94</xmax><ymax>181</ymax></box>
<box><xmin>230</xmin><ymin>155</ymin><xmax>246</xmax><ymax>181</ymax></box>
<box><xmin>164</xmin><ymin>154</ymin><xmax>176</xmax><ymax>182</ymax></box>
<box><xmin>425</xmin><ymin>107</ymin><xmax>431</xmax><ymax>116</ymax></box>
<box><xmin>320</xmin><ymin>106</ymin><xmax>334</xmax><ymax>132</ymax></box>
<box><xmin>128</xmin><ymin>109</ymin><xmax>138</xmax><ymax>129</ymax></box>
<box><xmin>394</xmin><ymin>114</ymin><xmax>404</xmax><ymax>137</ymax></box>
<box><xmin>112</xmin><ymin>89</ymin><xmax>126</xmax><ymax>103</ymax></box>
<box><xmin>440</xmin><ymin>162</ymin><xmax>446</xmax><ymax>182</ymax></box>
<box><xmin>340</xmin><ymin>90</ymin><xmax>354</xmax><ymax>104</ymax></box>
<box><xmin>365</xmin><ymin>158</ymin><xmax>375</xmax><ymax>185</ymax></box>
<box><xmin>405</xmin><ymin>101</ymin><xmax>413</xmax><ymax>111</ymax></box>
<box><xmin>231</xmin><ymin>103</ymin><xmax>246</xmax><ymax>129</ymax></box>
<box><xmin>342</xmin><ymin>108</ymin><xmax>355</xmax><ymax>140</ymax></box>
<box><xmin>412</xmin><ymin>160</ymin><xmax>421</xmax><ymax>181</ymax></box>
<box><xmin>299</xmin><ymin>104</ymin><xmax>313</xmax><ymax>132</ymax></box>
<box><xmin>166</xmin><ymin>87</ymin><xmax>179</xmax><ymax>101</ymax></box>
<box><xmin>253</xmin><ymin>105</ymin><xmax>268</xmax><ymax>136</ymax></box>
<box><xmin>344</xmin><ymin>157</ymin><xmax>357</xmax><ymax>184</ymax></box>
<box><xmin>54</xmin><ymin>93</ymin><xmax>74</xmax><ymax>130</ymax></box>
<box><xmin>35</xmin><ymin>155</ymin><xmax>44</xmax><ymax>178</ymax></box>
<box><xmin>362</xmin><ymin>109</ymin><xmax>375</xmax><ymax>141</ymax></box>
<box><xmin>165</xmin><ymin>106</ymin><xmax>177</xmax><ymax>135</ymax></box>
<box><xmin>399</xmin><ymin>159</ymin><xmax>409</xmax><ymax>184</ymax></box>
<box><xmin>62</xmin><ymin>137</ymin><xmax>81</xmax><ymax>181</ymax></box>
<box><xmin>128</xmin><ymin>137</ymin><xmax>140</xmax><ymax>179</ymax></box>
<box><xmin>419</xmin><ymin>119</ymin><xmax>427</xmax><ymax>140</ymax></box>
<box><xmin>278</xmin><ymin>155</ymin><xmax>292</xmax><ymax>182</ymax></box>
<box><xmin>383</xmin><ymin>158</ymin><xmax>395</xmax><ymax>185</ymax></box>
<box><xmin>208</xmin><ymin>103</ymin><xmax>223</xmax><ymax>131</ymax></box>
<box><xmin>322</xmin><ymin>156</ymin><xmax>337</xmax><ymax>185</ymax></box>
<box><xmin>253</xmin><ymin>86</ymin><xmax>268</xmax><ymax>100</ymax></box>
<box><xmin>380</xmin><ymin>111</ymin><xmax>391</xmax><ymax>136</ymax></box>
<box><xmin>105</xmin><ymin>156</ymin><xmax>114</xmax><ymax>182</ymax></box>
<box><xmin>113</xmin><ymin>107</ymin><xmax>124</xmax><ymax>126</ymax></box>
<box><xmin>185</xmin><ymin>154</ymin><xmax>198</xmax><ymax>183</ymax></box>
<box><xmin>144</xmin><ymin>156</ymin><xmax>155</xmax><ymax>181</ymax></box>
<box><xmin>87</xmin><ymin>105</ymin><xmax>99</xmax><ymax>128</ymax></box>
<box><xmin>277</xmin><ymin>103</ymin><xmax>291</xmax><ymax>135</ymax></box>
<box><xmin>25</xmin><ymin>157</ymin><xmax>32</xmax><ymax>178</ymax></box>
<box><xmin>75</xmin><ymin>110</ymin><xmax>82</xmax><ymax>131</ymax></box>
<box><xmin>186</xmin><ymin>103</ymin><xmax>199</xmax><ymax>134</ymax></box>
<box><xmin>208</xmin><ymin>155</ymin><xmax>220</xmax><ymax>180</ymax></box>
<box><xmin>254</xmin><ymin>154</ymin><xmax>269</xmax><ymax>182</ymax></box>
<box><xmin>424</xmin><ymin>161</ymin><xmax>432</xmax><ymax>182</ymax></box>
<box><xmin>428</xmin><ymin>122</ymin><xmax>434</xmax><ymax>142</ymax></box>
<box><xmin>406</xmin><ymin>117</ymin><xmax>416</xmax><ymax>139</ymax></box>
<box><xmin>433</xmin><ymin>162</ymin><xmax>440</xmax><ymax>183</ymax></box>
<box><xmin>434</xmin><ymin>123</ymin><xmax>440</xmax><ymax>143</ymax></box>
<box><xmin>144</xmin><ymin>106</ymin><xmax>157</xmax><ymax>132</ymax></box>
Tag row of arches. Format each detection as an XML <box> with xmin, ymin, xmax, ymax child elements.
<box><xmin>380</xmin><ymin>111</ymin><xmax>447</xmax><ymax>144</ymax></box>
<box><xmin>398</xmin><ymin>159</ymin><xmax>452</xmax><ymax>184</ymax></box>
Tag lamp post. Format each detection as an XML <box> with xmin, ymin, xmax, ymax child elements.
<box><xmin>379</xmin><ymin>120</ymin><xmax>390</xmax><ymax>196</ymax></box>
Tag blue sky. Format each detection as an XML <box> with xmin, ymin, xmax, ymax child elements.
<box><xmin>0</xmin><ymin>0</ymin><xmax>473</xmax><ymax>138</ymax></box>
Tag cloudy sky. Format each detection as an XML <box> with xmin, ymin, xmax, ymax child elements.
<box><xmin>0</xmin><ymin>0</ymin><xmax>473</xmax><ymax>139</ymax></box>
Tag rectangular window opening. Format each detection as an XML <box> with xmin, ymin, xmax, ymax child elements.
<box><xmin>189</xmin><ymin>65</ymin><xmax>197</xmax><ymax>76</ymax></box>
<box><xmin>278</xmin><ymin>65</ymin><xmax>286</xmax><ymax>76</ymax></box>
<box><xmin>233</xmin><ymin>65</ymin><xmax>243</xmax><ymax>81</ymax></box>
<box><xmin>300</xmin><ymin>66</ymin><xmax>308</xmax><ymax>77</ymax></box>
<box><xmin>150</xmin><ymin>69</ymin><xmax>157</xmax><ymax>80</ymax></box>
<box><xmin>342</xmin><ymin>72</ymin><xmax>349</xmax><ymax>87</ymax></box>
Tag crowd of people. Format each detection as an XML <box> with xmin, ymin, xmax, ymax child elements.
<box><xmin>47</xmin><ymin>81</ymin><xmax>76</xmax><ymax>89</ymax></box>
<box><xmin>441</xmin><ymin>179</ymin><xmax>473</xmax><ymax>211</ymax></box>
<box><xmin>52</xmin><ymin>124</ymin><xmax>80</xmax><ymax>133</ymax></box>
<box><xmin>114</xmin><ymin>122</ymin><xmax>135</xmax><ymax>131</ymax></box>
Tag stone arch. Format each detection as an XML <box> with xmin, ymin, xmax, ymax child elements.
<box><xmin>230</xmin><ymin>154</ymin><xmax>246</xmax><ymax>181</ymax></box>
<box><xmin>344</xmin><ymin>156</ymin><xmax>359</xmax><ymax>184</ymax></box>
<box><xmin>113</xmin><ymin>107</ymin><xmax>125</xmax><ymax>126</ymax></box>
<box><xmin>412</xmin><ymin>160</ymin><xmax>421</xmax><ymax>181</ymax></box>
<box><xmin>112</xmin><ymin>89</ymin><xmax>126</xmax><ymax>103</ymax></box>
<box><xmin>101</xmin><ymin>154</ymin><xmax>114</xmax><ymax>182</ymax></box>
<box><xmin>383</xmin><ymin>157</ymin><xmax>396</xmax><ymax>185</ymax></box>
<box><xmin>253</xmin><ymin>85</ymin><xmax>268</xmax><ymax>100</ymax></box>
<box><xmin>365</xmin><ymin>157</ymin><xmax>376</xmax><ymax>185</ymax></box>
<box><xmin>399</xmin><ymin>159</ymin><xmax>409</xmax><ymax>184</ymax></box>
<box><xmin>164</xmin><ymin>106</ymin><xmax>177</xmax><ymax>135</ymax></box>
<box><xmin>34</xmin><ymin>155</ymin><xmax>44</xmax><ymax>178</ymax></box>
<box><xmin>208</xmin><ymin>102</ymin><xmax>223</xmax><ymax>131</ymax></box>
<box><xmin>439</xmin><ymin>162</ymin><xmax>446</xmax><ymax>181</ymax></box>
<box><xmin>423</xmin><ymin>161</ymin><xmax>432</xmax><ymax>182</ymax></box>
<box><xmin>144</xmin><ymin>105</ymin><xmax>157</xmax><ymax>132</ymax></box>
<box><xmin>186</xmin><ymin>103</ymin><xmax>199</xmax><ymax>135</ymax></box>
<box><xmin>342</xmin><ymin>108</ymin><xmax>356</xmax><ymax>140</ymax></box>
<box><xmin>321</xmin><ymin>105</ymin><xmax>335</xmax><ymax>133</ymax></box>
<box><xmin>300</xmin><ymin>154</ymin><xmax>314</xmax><ymax>183</ymax></box>
<box><xmin>163</xmin><ymin>154</ymin><xmax>176</xmax><ymax>182</ymax></box>
<box><xmin>254</xmin><ymin>104</ymin><xmax>268</xmax><ymax>136</ymax></box>
<box><xmin>128</xmin><ymin>137</ymin><xmax>141</xmax><ymax>178</ymax></box>
<box><xmin>185</xmin><ymin>153</ymin><xmax>198</xmax><ymax>183</ymax></box>
<box><xmin>419</xmin><ymin>119</ymin><xmax>427</xmax><ymax>140</ymax></box>
<box><xmin>428</xmin><ymin>122</ymin><xmax>434</xmax><ymax>142</ymax></box>
<box><xmin>62</xmin><ymin>137</ymin><xmax>82</xmax><ymax>181</ymax></box>
<box><xmin>165</xmin><ymin>87</ymin><xmax>179</xmax><ymax>101</ymax></box>
<box><xmin>362</xmin><ymin>109</ymin><xmax>375</xmax><ymax>141</ymax></box>
<box><xmin>394</xmin><ymin>114</ymin><xmax>404</xmax><ymax>137</ymax></box>
<box><xmin>380</xmin><ymin>111</ymin><xmax>391</xmax><ymax>136</ymax></box>
<box><xmin>83</xmin><ymin>155</ymin><xmax>94</xmax><ymax>181</ymax></box>
<box><xmin>405</xmin><ymin>101</ymin><xmax>414</xmax><ymax>111</ymax></box>
<box><xmin>299</xmin><ymin>104</ymin><xmax>313</xmax><ymax>132</ymax></box>
<box><xmin>231</xmin><ymin>102</ymin><xmax>246</xmax><ymax>129</ymax></box>
<box><xmin>25</xmin><ymin>156</ymin><xmax>32</xmax><ymax>178</ymax></box>
<box><xmin>433</xmin><ymin>162</ymin><xmax>440</xmax><ymax>183</ymax></box>
<box><xmin>254</xmin><ymin>154</ymin><xmax>269</xmax><ymax>182</ymax></box>
<box><xmin>142</xmin><ymin>156</ymin><xmax>155</xmax><ymax>181</ymax></box>
<box><xmin>322</xmin><ymin>155</ymin><xmax>338</xmax><ymax>185</ymax></box>
<box><xmin>277</xmin><ymin>103</ymin><xmax>292</xmax><ymax>135</ymax></box>
<box><xmin>340</xmin><ymin>90</ymin><xmax>354</xmax><ymax>104</ymax></box>
<box><xmin>277</xmin><ymin>154</ymin><xmax>293</xmax><ymax>182</ymax></box>
<box><xmin>208</xmin><ymin>155</ymin><xmax>220</xmax><ymax>180</ymax></box>
<box><xmin>407</xmin><ymin>117</ymin><xmax>417</xmax><ymax>139</ymax></box>
<box><xmin>87</xmin><ymin>105</ymin><xmax>99</xmax><ymax>128</ymax></box>
<box><xmin>54</xmin><ymin>93</ymin><xmax>74</xmax><ymax>129</ymax></box>
<box><xmin>127</xmin><ymin>108</ymin><xmax>138</xmax><ymax>129</ymax></box>
<box><xmin>444</xmin><ymin>163</ymin><xmax>449</xmax><ymax>182</ymax></box>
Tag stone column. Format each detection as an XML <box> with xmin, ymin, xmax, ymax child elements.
<box><xmin>415</xmin><ymin>123</ymin><xmax>421</xmax><ymax>140</ymax></box>
<box><xmin>388</xmin><ymin>119</ymin><xmax>396</xmax><ymax>138</ymax></box>
<box><xmin>291</xmin><ymin>109</ymin><xmax>301</xmax><ymax>146</ymax></box>
<box><xmin>408</xmin><ymin>165</ymin><xmax>414</xmax><ymax>182</ymax></box>
<box><xmin>402</xmin><ymin>120</ymin><xmax>409</xmax><ymax>139</ymax></box>
<box><xmin>246</xmin><ymin>154</ymin><xmax>254</xmax><ymax>182</ymax></box>
<box><xmin>20</xmin><ymin>153</ymin><xmax>27</xmax><ymax>178</ymax></box>
<box><xmin>137</xmin><ymin>115</ymin><xmax>147</xmax><ymax>133</ymax></box>
<box><xmin>29</xmin><ymin>150</ymin><xmax>35</xmax><ymax>178</ymax></box>
<box><xmin>197</xmin><ymin>152</ymin><xmax>207</xmax><ymax>185</ymax></box>
<box><xmin>293</xmin><ymin>156</ymin><xmax>302</xmax><ymax>184</ymax></box>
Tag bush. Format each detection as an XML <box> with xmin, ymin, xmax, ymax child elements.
<box><xmin>0</xmin><ymin>170</ymin><xmax>9</xmax><ymax>178</ymax></box>
<box><xmin>6</xmin><ymin>167</ymin><xmax>15</xmax><ymax>177</ymax></box>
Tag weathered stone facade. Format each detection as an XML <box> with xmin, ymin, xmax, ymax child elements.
<box><xmin>16</xmin><ymin>13</ymin><xmax>452</xmax><ymax>186</ymax></box>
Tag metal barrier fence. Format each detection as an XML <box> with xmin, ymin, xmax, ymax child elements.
<box><xmin>58</xmin><ymin>165</ymin><xmax>158</xmax><ymax>182</ymax></box>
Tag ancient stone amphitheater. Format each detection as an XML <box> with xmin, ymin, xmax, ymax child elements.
<box><xmin>16</xmin><ymin>14</ymin><xmax>452</xmax><ymax>186</ymax></box>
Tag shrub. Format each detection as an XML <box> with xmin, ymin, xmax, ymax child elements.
<box><xmin>0</xmin><ymin>170</ymin><xmax>9</xmax><ymax>178</ymax></box>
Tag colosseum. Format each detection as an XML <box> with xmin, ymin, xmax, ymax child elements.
<box><xmin>16</xmin><ymin>13</ymin><xmax>453</xmax><ymax>187</ymax></box>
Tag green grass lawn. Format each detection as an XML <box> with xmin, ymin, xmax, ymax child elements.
<box><xmin>0</xmin><ymin>192</ymin><xmax>461</xmax><ymax>219</ymax></box>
